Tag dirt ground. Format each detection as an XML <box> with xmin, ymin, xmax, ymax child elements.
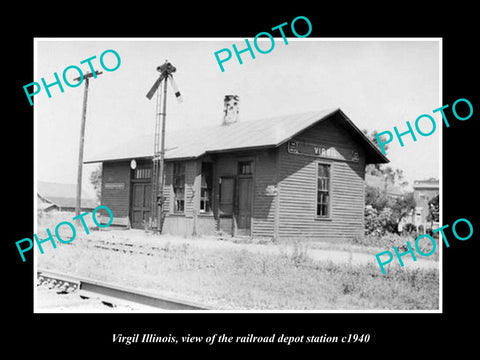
<box><xmin>35</xmin><ymin>224</ymin><xmax>440</xmax><ymax>311</ymax></box>
<box><xmin>36</xmin><ymin>211</ymin><xmax>439</xmax><ymax>272</ymax></box>
<box><xmin>86</xmin><ymin>228</ymin><xmax>439</xmax><ymax>271</ymax></box>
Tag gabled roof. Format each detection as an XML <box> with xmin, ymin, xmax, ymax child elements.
<box><xmin>37</xmin><ymin>181</ymin><xmax>99</xmax><ymax>210</ymax></box>
<box><xmin>84</xmin><ymin>108</ymin><xmax>388</xmax><ymax>164</ymax></box>
<box><xmin>37</xmin><ymin>195</ymin><xmax>59</xmax><ymax>211</ymax></box>
<box><xmin>413</xmin><ymin>178</ymin><xmax>439</xmax><ymax>190</ymax></box>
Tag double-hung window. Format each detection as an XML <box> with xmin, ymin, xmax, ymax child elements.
<box><xmin>317</xmin><ymin>163</ymin><xmax>330</xmax><ymax>217</ymax></box>
<box><xmin>173</xmin><ymin>162</ymin><xmax>185</xmax><ymax>212</ymax></box>
<box><xmin>200</xmin><ymin>162</ymin><xmax>213</xmax><ymax>213</ymax></box>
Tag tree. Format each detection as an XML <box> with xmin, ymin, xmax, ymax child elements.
<box><xmin>363</xmin><ymin>129</ymin><xmax>388</xmax><ymax>175</ymax></box>
<box><xmin>363</xmin><ymin>128</ymin><xmax>389</xmax><ymax>153</ymax></box>
<box><xmin>365</xmin><ymin>191</ymin><xmax>416</xmax><ymax>235</ymax></box>
<box><xmin>365</xmin><ymin>185</ymin><xmax>391</xmax><ymax>211</ymax></box>
<box><xmin>365</xmin><ymin>185</ymin><xmax>380</xmax><ymax>207</ymax></box>
<box><xmin>362</xmin><ymin>128</ymin><xmax>417</xmax><ymax>235</ymax></box>
<box><xmin>427</xmin><ymin>194</ymin><xmax>439</xmax><ymax>223</ymax></box>
<box><xmin>363</xmin><ymin>129</ymin><xmax>409</xmax><ymax>188</ymax></box>
<box><xmin>363</xmin><ymin>129</ymin><xmax>410</xmax><ymax>188</ymax></box>
<box><xmin>390</xmin><ymin>192</ymin><xmax>416</xmax><ymax>230</ymax></box>
<box><xmin>89</xmin><ymin>164</ymin><xmax>102</xmax><ymax>202</ymax></box>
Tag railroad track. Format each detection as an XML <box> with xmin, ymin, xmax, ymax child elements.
<box><xmin>60</xmin><ymin>237</ymin><xmax>173</xmax><ymax>257</ymax></box>
<box><xmin>37</xmin><ymin>269</ymin><xmax>210</xmax><ymax>310</ymax></box>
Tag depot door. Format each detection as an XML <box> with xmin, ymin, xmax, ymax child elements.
<box><xmin>237</xmin><ymin>176</ymin><xmax>252</xmax><ymax>235</ymax></box>
<box><xmin>131</xmin><ymin>182</ymin><xmax>152</xmax><ymax>229</ymax></box>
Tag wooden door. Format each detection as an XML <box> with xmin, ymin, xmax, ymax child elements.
<box><xmin>219</xmin><ymin>177</ymin><xmax>235</xmax><ymax>216</ymax></box>
<box><xmin>237</xmin><ymin>177</ymin><xmax>252</xmax><ymax>235</ymax></box>
<box><xmin>131</xmin><ymin>182</ymin><xmax>152</xmax><ymax>229</ymax></box>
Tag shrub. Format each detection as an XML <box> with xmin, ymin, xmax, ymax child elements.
<box><xmin>290</xmin><ymin>241</ymin><xmax>310</xmax><ymax>267</ymax></box>
<box><xmin>365</xmin><ymin>206</ymin><xmax>397</xmax><ymax>236</ymax></box>
<box><xmin>357</xmin><ymin>232</ymin><xmax>414</xmax><ymax>250</ymax></box>
<box><xmin>402</xmin><ymin>223</ymin><xmax>417</xmax><ymax>234</ymax></box>
<box><xmin>365</xmin><ymin>206</ymin><xmax>383</xmax><ymax>237</ymax></box>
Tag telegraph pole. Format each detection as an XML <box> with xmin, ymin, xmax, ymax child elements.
<box><xmin>74</xmin><ymin>70</ymin><xmax>102</xmax><ymax>217</ymax></box>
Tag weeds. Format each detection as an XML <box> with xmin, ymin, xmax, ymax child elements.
<box><xmin>37</xmin><ymin>227</ymin><xmax>439</xmax><ymax>310</ymax></box>
<box><xmin>290</xmin><ymin>240</ymin><xmax>310</xmax><ymax>267</ymax></box>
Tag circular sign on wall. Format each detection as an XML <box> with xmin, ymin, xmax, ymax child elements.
<box><xmin>130</xmin><ymin>159</ymin><xmax>137</xmax><ymax>170</ymax></box>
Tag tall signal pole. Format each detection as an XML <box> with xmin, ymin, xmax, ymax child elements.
<box><xmin>74</xmin><ymin>70</ymin><xmax>102</xmax><ymax>217</ymax></box>
<box><xmin>157</xmin><ymin>71</ymin><xmax>168</xmax><ymax>229</ymax></box>
<box><xmin>146</xmin><ymin>61</ymin><xmax>182</xmax><ymax>233</ymax></box>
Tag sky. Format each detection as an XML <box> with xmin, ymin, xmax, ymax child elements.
<box><xmin>35</xmin><ymin>38</ymin><xmax>440</xmax><ymax>195</ymax></box>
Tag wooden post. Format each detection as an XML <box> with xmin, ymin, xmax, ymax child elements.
<box><xmin>74</xmin><ymin>70</ymin><xmax>102</xmax><ymax>217</ymax></box>
<box><xmin>232</xmin><ymin>215</ymin><xmax>237</xmax><ymax>237</ymax></box>
<box><xmin>192</xmin><ymin>209</ymin><xmax>198</xmax><ymax>237</ymax></box>
<box><xmin>75</xmin><ymin>77</ymin><xmax>89</xmax><ymax>217</ymax></box>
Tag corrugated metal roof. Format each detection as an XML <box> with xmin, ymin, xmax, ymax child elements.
<box><xmin>84</xmin><ymin>108</ymin><xmax>388</xmax><ymax>164</ymax></box>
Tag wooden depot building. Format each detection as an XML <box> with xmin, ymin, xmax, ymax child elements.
<box><xmin>84</xmin><ymin>96</ymin><xmax>388</xmax><ymax>241</ymax></box>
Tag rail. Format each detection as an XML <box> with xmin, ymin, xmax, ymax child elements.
<box><xmin>37</xmin><ymin>269</ymin><xmax>210</xmax><ymax>310</ymax></box>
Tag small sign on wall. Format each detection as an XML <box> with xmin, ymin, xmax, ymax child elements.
<box><xmin>287</xmin><ymin>140</ymin><xmax>359</xmax><ymax>162</ymax></box>
<box><xmin>265</xmin><ymin>185</ymin><xmax>278</xmax><ymax>196</ymax></box>
<box><xmin>105</xmin><ymin>182</ymin><xmax>125</xmax><ymax>190</ymax></box>
<box><xmin>351</xmin><ymin>150</ymin><xmax>359</xmax><ymax>162</ymax></box>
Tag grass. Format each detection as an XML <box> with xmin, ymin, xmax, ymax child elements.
<box><xmin>36</xmin><ymin>219</ymin><xmax>439</xmax><ymax>310</ymax></box>
<box><xmin>352</xmin><ymin>233</ymin><xmax>440</xmax><ymax>261</ymax></box>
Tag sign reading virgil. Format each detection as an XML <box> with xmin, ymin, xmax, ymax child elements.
<box><xmin>287</xmin><ymin>140</ymin><xmax>359</xmax><ymax>162</ymax></box>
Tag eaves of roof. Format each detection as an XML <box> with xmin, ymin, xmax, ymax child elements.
<box><xmin>84</xmin><ymin>108</ymin><xmax>388</xmax><ymax>165</ymax></box>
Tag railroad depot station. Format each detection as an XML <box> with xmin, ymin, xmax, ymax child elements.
<box><xmin>85</xmin><ymin>97</ymin><xmax>388</xmax><ymax>240</ymax></box>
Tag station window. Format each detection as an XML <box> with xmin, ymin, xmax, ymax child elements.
<box><xmin>238</xmin><ymin>161</ymin><xmax>253</xmax><ymax>175</ymax></box>
<box><xmin>134</xmin><ymin>168</ymin><xmax>151</xmax><ymax>179</ymax></box>
<box><xmin>173</xmin><ymin>162</ymin><xmax>185</xmax><ymax>212</ymax></box>
<box><xmin>200</xmin><ymin>162</ymin><xmax>213</xmax><ymax>213</ymax></box>
<box><xmin>317</xmin><ymin>163</ymin><xmax>330</xmax><ymax>217</ymax></box>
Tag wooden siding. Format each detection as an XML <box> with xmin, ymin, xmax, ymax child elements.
<box><xmin>218</xmin><ymin>217</ymin><xmax>233</xmax><ymax>234</ymax></box>
<box><xmin>99</xmin><ymin>113</ymin><xmax>370</xmax><ymax>239</ymax></box>
<box><xmin>277</xmin><ymin>117</ymin><xmax>366</xmax><ymax>240</ymax></box>
<box><xmin>162</xmin><ymin>159</ymin><xmax>217</xmax><ymax>236</ymax></box>
<box><xmin>101</xmin><ymin>161</ymin><xmax>131</xmax><ymax>219</ymax></box>
<box><xmin>163</xmin><ymin>161</ymin><xmax>173</xmax><ymax>212</ymax></box>
<box><xmin>185</xmin><ymin>160</ymin><xmax>197</xmax><ymax>217</ymax></box>
<box><xmin>215</xmin><ymin>154</ymin><xmax>239</xmax><ymax>176</ymax></box>
<box><xmin>210</xmin><ymin>150</ymin><xmax>277</xmax><ymax>237</ymax></box>
<box><xmin>163</xmin><ymin>160</ymin><xmax>196</xmax><ymax>216</ymax></box>
<box><xmin>162</xmin><ymin>215</ymin><xmax>216</xmax><ymax>237</ymax></box>
<box><xmin>214</xmin><ymin>152</ymin><xmax>253</xmax><ymax>236</ymax></box>
<box><xmin>252</xmin><ymin>149</ymin><xmax>277</xmax><ymax>238</ymax></box>
<box><xmin>214</xmin><ymin>153</ymin><xmax>240</xmax><ymax>235</ymax></box>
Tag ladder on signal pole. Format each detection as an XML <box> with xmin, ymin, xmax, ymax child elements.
<box><xmin>146</xmin><ymin>61</ymin><xmax>182</xmax><ymax>234</ymax></box>
<box><xmin>151</xmin><ymin>83</ymin><xmax>162</xmax><ymax>230</ymax></box>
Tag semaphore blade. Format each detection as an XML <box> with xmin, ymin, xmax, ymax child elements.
<box><xmin>169</xmin><ymin>75</ymin><xmax>183</xmax><ymax>103</ymax></box>
<box><xmin>146</xmin><ymin>74</ymin><xmax>165</xmax><ymax>100</ymax></box>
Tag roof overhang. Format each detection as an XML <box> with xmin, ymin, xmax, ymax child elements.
<box><xmin>84</xmin><ymin>108</ymin><xmax>389</xmax><ymax>165</ymax></box>
<box><xmin>274</xmin><ymin>108</ymin><xmax>389</xmax><ymax>164</ymax></box>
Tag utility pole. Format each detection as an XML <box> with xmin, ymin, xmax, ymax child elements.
<box><xmin>74</xmin><ymin>70</ymin><xmax>102</xmax><ymax>217</ymax></box>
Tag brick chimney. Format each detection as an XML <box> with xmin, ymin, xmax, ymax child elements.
<box><xmin>223</xmin><ymin>95</ymin><xmax>239</xmax><ymax>125</ymax></box>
